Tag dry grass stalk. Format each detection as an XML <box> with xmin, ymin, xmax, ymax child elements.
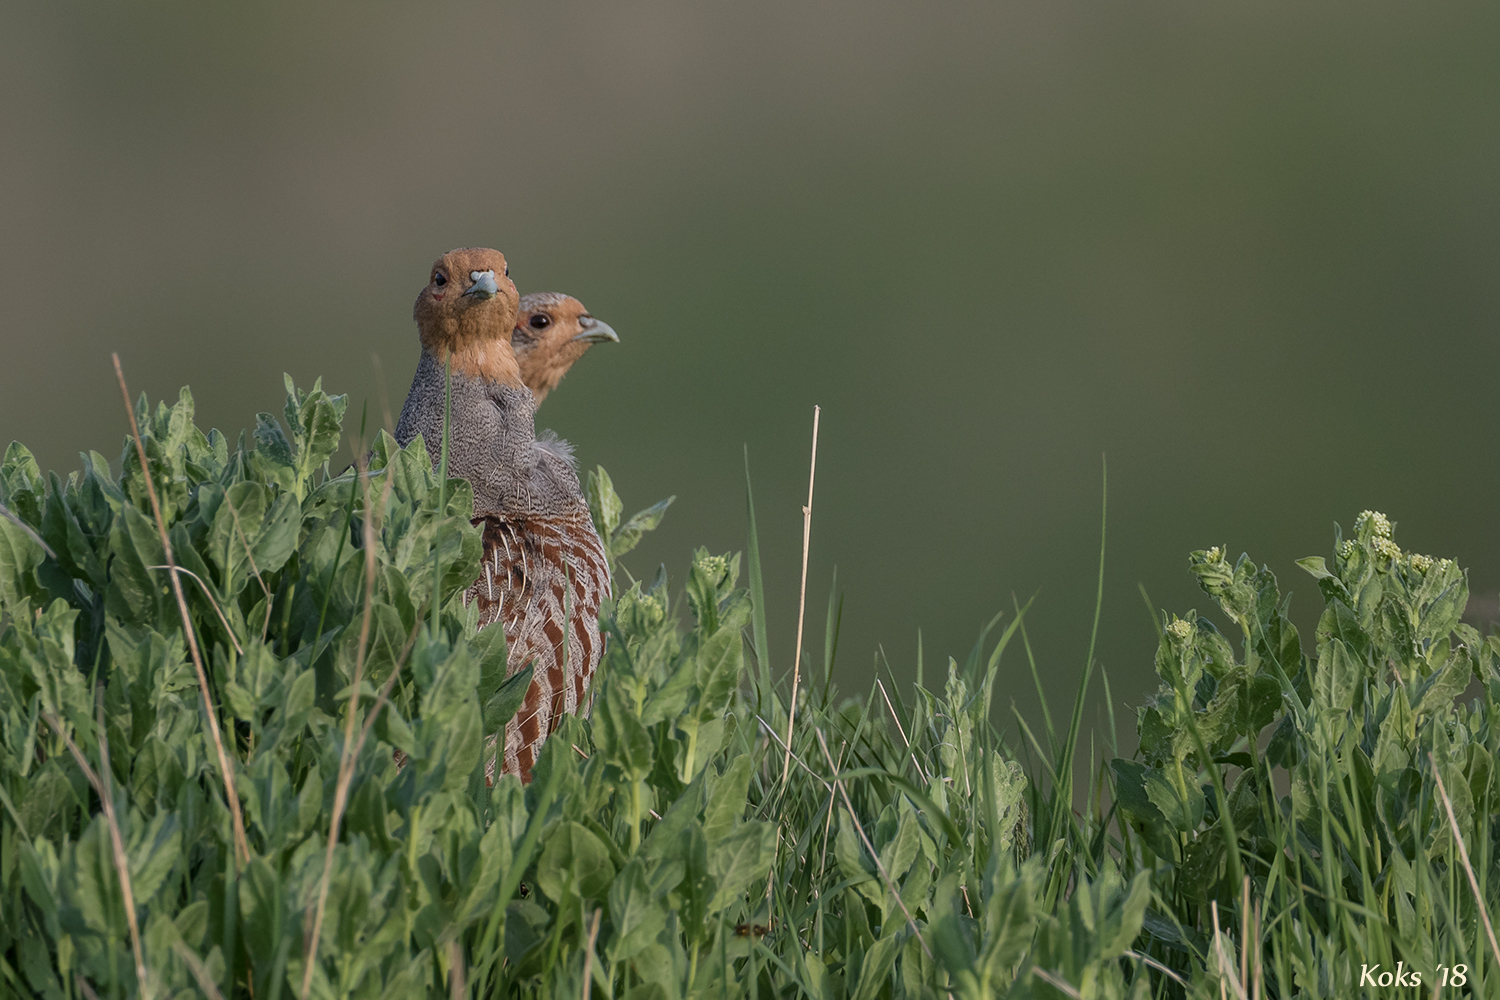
<box><xmin>145</xmin><ymin>564</ymin><xmax>243</xmax><ymax>655</ymax></box>
<box><xmin>219</xmin><ymin>491</ymin><xmax>275</xmax><ymax>643</ymax></box>
<box><xmin>1124</xmin><ymin>950</ymin><xmax>1189</xmax><ymax>988</ymax></box>
<box><xmin>112</xmin><ymin>354</ymin><xmax>250</xmax><ymax>869</ymax></box>
<box><xmin>1428</xmin><ymin>751</ymin><xmax>1500</xmax><ymax>973</ymax></box>
<box><xmin>755</xmin><ymin>715</ymin><xmax>830</xmax><ymax>791</ymax></box>
<box><xmin>1210</xmin><ymin>900</ymin><xmax>1248</xmax><ymax>1000</ymax></box>
<box><xmin>1032</xmin><ymin>968</ymin><xmax>1084</xmax><ymax>999</ymax></box>
<box><xmin>301</xmin><ymin>450</ymin><xmax>390</xmax><ymax>999</ymax></box>
<box><xmin>1240</xmin><ymin>876</ymin><xmax>1249</xmax><ymax>999</ymax></box>
<box><xmin>781</xmin><ymin>405</ymin><xmax>820</xmax><ymax>783</ymax></box>
<box><xmin>875</xmin><ymin>677</ymin><xmax>927</xmax><ymax>783</ymax></box>
<box><xmin>76</xmin><ymin>977</ymin><xmax>102</xmax><ymax>1000</ymax></box>
<box><xmin>43</xmin><ymin>705</ymin><xmax>150</xmax><ymax>997</ymax></box>
<box><xmin>447</xmin><ymin>939</ymin><xmax>467</xmax><ymax>1000</ymax></box>
<box><xmin>0</xmin><ymin>500</ymin><xmax>57</xmax><ymax>559</ymax></box>
<box><xmin>170</xmin><ymin>940</ymin><xmax>227</xmax><ymax>1000</ymax></box>
<box><xmin>813</xmin><ymin>728</ymin><xmax>932</xmax><ymax>960</ymax></box>
<box><xmin>580</xmin><ymin>907</ymin><xmax>603</xmax><ymax>1000</ymax></box>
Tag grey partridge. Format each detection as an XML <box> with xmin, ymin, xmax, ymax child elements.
<box><xmin>395</xmin><ymin>248</ymin><xmax>611</xmax><ymax>783</ymax></box>
<box><xmin>510</xmin><ymin>292</ymin><xmax>619</xmax><ymax>406</ymax></box>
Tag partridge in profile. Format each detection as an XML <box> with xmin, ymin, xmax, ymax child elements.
<box><xmin>395</xmin><ymin>248</ymin><xmax>611</xmax><ymax>783</ymax></box>
<box><xmin>511</xmin><ymin>292</ymin><xmax>619</xmax><ymax>405</ymax></box>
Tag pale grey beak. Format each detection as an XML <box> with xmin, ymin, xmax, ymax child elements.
<box><xmin>572</xmin><ymin>316</ymin><xmax>620</xmax><ymax>345</ymax></box>
<box><xmin>464</xmin><ymin>270</ymin><xmax>500</xmax><ymax>299</ymax></box>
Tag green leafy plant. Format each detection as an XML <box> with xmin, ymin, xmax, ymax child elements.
<box><xmin>1</xmin><ymin>378</ymin><xmax>1496</xmax><ymax>999</ymax></box>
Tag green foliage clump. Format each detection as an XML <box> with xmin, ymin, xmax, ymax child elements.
<box><xmin>1</xmin><ymin>378</ymin><xmax>1497</xmax><ymax>999</ymax></box>
<box><xmin>1110</xmin><ymin>513</ymin><xmax>1500</xmax><ymax>997</ymax></box>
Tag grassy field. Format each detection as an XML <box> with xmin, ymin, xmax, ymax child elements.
<box><xmin>0</xmin><ymin>378</ymin><xmax>1495</xmax><ymax>998</ymax></box>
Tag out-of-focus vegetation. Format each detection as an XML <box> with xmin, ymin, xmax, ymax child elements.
<box><xmin>4</xmin><ymin>2</ymin><xmax>1499</xmax><ymax>725</ymax></box>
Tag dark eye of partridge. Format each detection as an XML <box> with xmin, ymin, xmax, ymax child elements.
<box><xmin>529</xmin><ymin>314</ymin><xmax>551</xmax><ymax>330</ymax></box>
<box><xmin>433</xmin><ymin>271</ymin><xmax>447</xmax><ymax>287</ymax></box>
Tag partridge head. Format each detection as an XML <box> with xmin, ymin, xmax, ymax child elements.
<box><xmin>511</xmin><ymin>292</ymin><xmax>619</xmax><ymax>405</ymax></box>
<box><xmin>396</xmin><ymin>247</ymin><xmax>556</xmax><ymax>516</ymax></box>
<box><xmin>413</xmin><ymin>247</ymin><xmax>523</xmax><ymax>386</ymax></box>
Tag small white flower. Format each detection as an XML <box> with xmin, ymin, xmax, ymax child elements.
<box><xmin>1205</xmin><ymin>546</ymin><xmax>1223</xmax><ymax>562</ymax></box>
<box><xmin>1356</xmin><ymin>510</ymin><xmax>1392</xmax><ymax>538</ymax></box>
<box><xmin>1374</xmin><ymin>537</ymin><xmax>1401</xmax><ymax>560</ymax></box>
<box><xmin>1408</xmin><ymin>553</ymin><xmax>1433</xmax><ymax>573</ymax></box>
<box><xmin>1166</xmin><ymin>619</ymin><xmax>1193</xmax><ymax>641</ymax></box>
<box><xmin>1338</xmin><ymin>539</ymin><xmax>1356</xmax><ymax>559</ymax></box>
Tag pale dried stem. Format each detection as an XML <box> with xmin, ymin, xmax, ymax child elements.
<box><xmin>1240</xmin><ymin>876</ymin><xmax>1249</xmax><ymax>997</ymax></box>
<box><xmin>44</xmin><ymin>707</ymin><xmax>149</xmax><ymax>996</ymax></box>
<box><xmin>76</xmin><ymin>978</ymin><xmax>101</xmax><ymax>1000</ymax></box>
<box><xmin>1252</xmin><ymin>897</ymin><xmax>1262</xmax><ymax>1000</ymax></box>
<box><xmin>171</xmin><ymin>940</ymin><xmax>227</xmax><ymax>1000</ymax></box>
<box><xmin>1210</xmin><ymin>900</ymin><xmax>1248</xmax><ymax>1000</ymax></box>
<box><xmin>1124</xmin><ymin>950</ymin><xmax>1189</xmax><ymax>987</ymax></box>
<box><xmin>301</xmin><ymin>452</ymin><xmax>388</xmax><ymax>999</ymax></box>
<box><xmin>875</xmin><ymin>677</ymin><xmax>927</xmax><ymax>783</ymax></box>
<box><xmin>1032</xmin><ymin>968</ymin><xmax>1084</xmax><ymax>999</ymax></box>
<box><xmin>448</xmin><ymin>939</ymin><xmax>467</xmax><ymax>1000</ymax></box>
<box><xmin>1429</xmin><ymin>751</ymin><xmax>1500</xmax><ymax>972</ymax></box>
<box><xmin>755</xmin><ymin>715</ymin><xmax>831</xmax><ymax>791</ymax></box>
<box><xmin>813</xmin><ymin>728</ymin><xmax>931</xmax><ymax>960</ymax></box>
<box><xmin>112</xmin><ymin>354</ymin><xmax>249</xmax><ymax>870</ymax></box>
<box><xmin>145</xmin><ymin>565</ymin><xmax>243</xmax><ymax>655</ymax></box>
<box><xmin>781</xmin><ymin>405</ymin><xmax>820</xmax><ymax>782</ymax></box>
<box><xmin>219</xmin><ymin>492</ymin><xmax>274</xmax><ymax>644</ymax></box>
<box><xmin>0</xmin><ymin>501</ymin><xmax>57</xmax><ymax>559</ymax></box>
<box><xmin>581</xmin><ymin>907</ymin><xmax>603</xmax><ymax>1000</ymax></box>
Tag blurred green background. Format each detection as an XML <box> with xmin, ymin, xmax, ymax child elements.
<box><xmin>3</xmin><ymin>1</ymin><xmax>1497</xmax><ymax>745</ymax></box>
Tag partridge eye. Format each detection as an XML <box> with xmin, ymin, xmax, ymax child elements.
<box><xmin>529</xmin><ymin>314</ymin><xmax>551</xmax><ymax>330</ymax></box>
<box><xmin>432</xmin><ymin>271</ymin><xmax>447</xmax><ymax>287</ymax></box>
<box><xmin>504</xmin><ymin>264</ymin><xmax>510</xmax><ymax>276</ymax></box>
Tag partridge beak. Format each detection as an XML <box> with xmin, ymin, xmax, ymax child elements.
<box><xmin>572</xmin><ymin>316</ymin><xmax>620</xmax><ymax>345</ymax></box>
<box><xmin>464</xmin><ymin>270</ymin><xmax>500</xmax><ymax>299</ymax></box>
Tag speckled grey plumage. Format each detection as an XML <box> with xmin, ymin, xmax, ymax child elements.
<box><xmin>394</xmin><ymin>351</ymin><xmax>583</xmax><ymax>518</ymax></box>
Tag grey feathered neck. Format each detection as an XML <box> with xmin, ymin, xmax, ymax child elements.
<box><xmin>394</xmin><ymin>352</ymin><xmax>584</xmax><ymax>517</ymax></box>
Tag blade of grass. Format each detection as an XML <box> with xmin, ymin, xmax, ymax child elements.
<box><xmin>822</xmin><ymin>566</ymin><xmax>842</xmax><ymax>699</ymax></box>
<box><xmin>744</xmin><ymin>446</ymin><xmax>770</xmax><ymax>699</ymax></box>
<box><xmin>813</xmin><ymin>728</ymin><xmax>931</xmax><ymax>960</ymax></box>
<box><xmin>1048</xmin><ymin>456</ymin><xmax>1106</xmax><ymax>854</ymax></box>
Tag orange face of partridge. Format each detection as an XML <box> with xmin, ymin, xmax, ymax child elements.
<box><xmin>413</xmin><ymin>247</ymin><xmax>524</xmax><ymax>386</ymax></box>
<box><xmin>510</xmin><ymin>292</ymin><xmax>620</xmax><ymax>404</ymax></box>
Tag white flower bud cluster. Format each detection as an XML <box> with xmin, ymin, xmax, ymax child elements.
<box><xmin>1373</xmin><ymin>537</ymin><xmax>1402</xmax><ymax>561</ymax></box>
<box><xmin>1339</xmin><ymin>539</ymin><xmax>1356</xmax><ymax>559</ymax></box>
<box><xmin>1166</xmin><ymin>618</ymin><xmax>1193</xmax><ymax>641</ymax></box>
<box><xmin>1204</xmin><ymin>546</ymin><xmax>1223</xmax><ymax>562</ymax></box>
<box><xmin>1355</xmin><ymin>510</ymin><xmax>1393</xmax><ymax>538</ymax></box>
<box><xmin>1408</xmin><ymin>552</ymin><xmax>1433</xmax><ymax>573</ymax></box>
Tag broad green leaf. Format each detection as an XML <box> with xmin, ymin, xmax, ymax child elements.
<box><xmin>702</xmin><ymin>753</ymin><xmax>754</xmax><ymax>846</ymax></box>
<box><xmin>535</xmin><ymin>821</ymin><xmax>615</xmax><ymax>904</ymax></box>
<box><xmin>608</xmin><ymin>859</ymin><xmax>669</xmax><ymax>963</ymax></box>
<box><xmin>706</xmin><ymin>821</ymin><xmax>776</xmax><ymax>915</ymax></box>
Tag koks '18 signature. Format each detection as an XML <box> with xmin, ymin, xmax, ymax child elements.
<box><xmin>1358</xmin><ymin>962</ymin><xmax>1467</xmax><ymax>989</ymax></box>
